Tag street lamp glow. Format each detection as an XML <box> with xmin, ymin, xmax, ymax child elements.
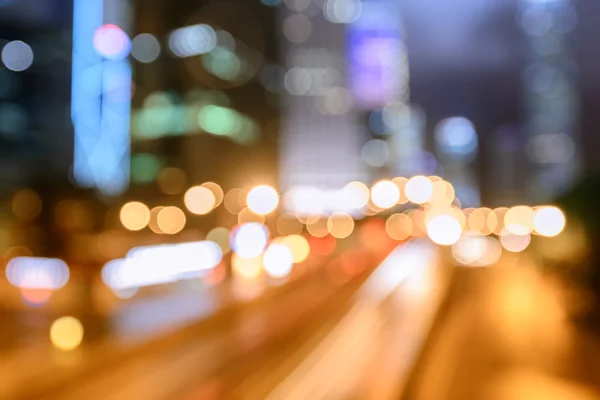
<box><xmin>342</xmin><ymin>181</ymin><xmax>370</xmax><ymax>209</ymax></box>
<box><xmin>247</xmin><ymin>185</ymin><xmax>279</xmax><ymax>215</ymax></box>
<box><xmin>405</xmin><ymin>176</ymin><xmax>433</xmax><ymax>204</ymax></box>
<box><xmin>427</xmin><ymin>214</ymin><xmax>462</xmax><ymax>246</ymax></box>
<box><xmin>263</xmin><ymin>243</ymin><xmax>294</xmax><ymax>278</ymax></box>
<box><xmin>281</xmin><ymin>234</ymin><xmax>310</xmax><ymax>263</ymax></box>
<box><xmin>533</xmin><ymin>206</ymin><xmax>566</xmax><ymax>237</ymax></box>
<box><xmin>50</xmin><ymin>316</ymin><xmax>84</xmax><ymax>351</ymax></box>
<box><xmin>231</xmin><ymin>223</ymin><xmax>269</xmax><ymax>258</ymax></box>
<box><xmin>500</xmin><ymin>229</ymin><xmax>531</xmax><ymax>253</ymax></box>
<box><xmin>120</xmin><ymin>202</ymin><xmax>150</xmax><ymax>231</ymax></box>
<box><xmin>371</xmin><ymin>180</ymin><xmax>400</xmax><ymax>209</ymax></box>
<box><xmin>184</xmin><ymin>186</ymin><xmax>216</xmax><ymax>215</ymax></box>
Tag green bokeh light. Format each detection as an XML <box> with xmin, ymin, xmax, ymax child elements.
<box><xmin>131</xmin><ymin>153</ymin><xmax>162</xmax><ymax>183</ymax></box>
<box><xmin>198</xmin><ymin>105</ymin><xmax>239</xmax><ymax>136</ymax></box>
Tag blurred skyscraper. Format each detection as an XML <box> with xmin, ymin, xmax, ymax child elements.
<box><xmin>519</xmin><ymin>0</ymin><xmax>580</xmax><ymax>201</ymax></box>
<box><xmin>0</xmin><ymin>0</ymin><xmax>73</xmax><ymax>194</ymax></box>
<box><xmin>279</xmin><ymin>0</ymin><xmax>421</xmax><ymax>213</ymax></box>
<box><xmin>128</xmin><ymin>0</ymin><xmax>278</xmax><ymax>201</ymax></box>
<box><xmin>278</xmin><ymin>0</ymin><xmax>366</xmax><ymax>198</ymax></box>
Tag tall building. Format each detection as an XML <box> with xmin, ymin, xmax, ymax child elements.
<box><xmin>278</xmin><ymin>2</ymin><xmax>365</xmax><ymax>197</ymax></box>
<box><xmin>128</xmin><ymin>0</ymin><xmax>279</xmax><ymax>198</ymax></box>
<box><xmin>279</xmin><ymin>0</ymin><xmax>415</xmax><ymax>213</ymax></box>
<box><xmin>0</xmin><ymin>0</ymin><xmax>73</xmax><ymax>194</ymax></box>
<box><xmin>519</xmin><ymin>0</ymin><xmax>580</xmax><ymax>201</ymax></box>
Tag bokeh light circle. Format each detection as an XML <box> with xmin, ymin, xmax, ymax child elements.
<box><xmin>119</xmin><ymin>202</ymin><xmax>150</xmax><ymax>231</ymax></box>
<box><xmin>371</xmin><ymin>180</ymin><xmax>400</xmax><ymax>209</ymax></box>
<box><xmin>201</xmin><ymin>182</ymin><xmax>224</xmax><ymax>208</ymax></box>
<box><xmin>327</xmin><ymin>212</ymin><xmax>355</xmax><ymax>239</ymax></box>
<box><xmin>50</xmin><ymin>316</ymin><xmax>84</xmax><ymax>351</ymax></box>
<box><xmin>500</xmin><ymin>229</ymin><xmax>531</xmax><ymax>253</ymax></box>
<box><xmin>93</xmin><ymin>24</ymin><xmax>131</xmax><ymax>60</ymax></box>
<box><xmin>184</xmin><ymin>186</ymin><xmax>216</xmax><ymax>215</ymax></box>
<box><xmin>12</xmin><ymin>188</ymin><xmax>42</xmax><ymax>220</ymax></box>
<box><xmin>405</xmin><ymin>176</ymin><xmax>433</xmax><ymax>204</ymax></box>
<box><xmin>156</xmin><ymin>206</ymin><xmax>186</xmax><ymax>234</ymax></box>
<box><xmin>231</xmin><ymin>223</ymin><xmax>269</xmax><ymax>258</ymax></box>
<box><xmin>1</xmin><ymin>40</ymin><xmax>34</xmax><ymax>71</ymax></box>
<box><xmin>342</xmin><ymin>181</ymin><xmax>370</xmax><ymax>209</ymax></box>
<box><xmin>504</xmin><ymin>205</ymin><xmax>534</xmax><ymax>235</ymax></box>
<box><xmin>263</xmin><ymin>244</ymin><xmax>294</xmax><ymax>278</ymax></box>
<box><xmin>131</xmin><ymin>33</ymin><xmax>161</xmax><ymax>63</ymax></box>
<box><xmin>533</xmin><ymin>206</ymin><xmax>566</xmax><ymax>237</ymax></box>
<box><xmin>427</xmin><ymin>215</ymin><xmax>462</xmax><ymax>246</ymax></box>
<box><xmin>386</xmin><ymin>213</ymin><xmax>413</xmax><ymax>241</ymax></box>
<box><xmin>281</xmin><ymin>235</ymin><xmax>310</xmax><ymax>263</ymax></box>
<box><xmin>247</xmin><ymin>185</ymin><xmax>279</xmax><ymax>215</ymax></box>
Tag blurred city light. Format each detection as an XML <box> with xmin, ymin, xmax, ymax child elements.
<box><xmin>527</xmin><ymin>133</ymin><xmax>575</xmax><ymax>164</ymax></box>
<box><xmin>452</xmin><ymin>234</ymin><xmax>502</xmax><ymax>267</ymax></box>
<box><xmin>306</xmin><ymin>214</ymin><xmax>329</xmax><ymax>238</ymax></box>
<box><xmin>371</xmin><ymin>180</ymin><xmax>400</xmax><ymax>209</ymax></box>
<box><xmin>120</xmin><ymin>201</ymin><xmax>150</xmax><ymax>231</ymax></box>
<box><xmin>184</xmin><ymin>186</ymin><xmax>216</xmax><ymax>215</ymax></box>
<box><xmin>6</xmin><ymin>257</ymin><xmax>69</xmax><ymax>290</ymax></box>
<box><xmin>426</xmin><ymin>215</ymin><xmax>462</xmax><ymax>246</ymax></box>
<box><xmin>407</xmin><ymin>209</ymin><xmax>427</xmax><ymax>238</ymax></box>
<box><xmin>435</xmin><ymin>117</ymin><xmax>478</xmax><ymax>160</ymax></box>
<box><xmin>283</xmin><ymin>14</ymin><xmax>312</xmax><ymax>44</ymax></box>
<box><xmin>392</xmin><ymin>177</ymin><xmax>410</xmax><ymax>204</ymax></box>
<box><xmin>102</xmin><ymin>241</ymin><xmax>222</xmax><ymax>291</ymax></box>
<box><xmin>386</xmin><ymin>213</ymin><xmax>414</xmax><ymax>241</ymax></box>
<box><xmin>224</xmin><ymin>188</ymin><xmax>246</xmax><ymax>214</ymax></box>
<box><xmin>93</xmin><ymin>24</ymin><xmax>131</xmax><ymax>60</ymax></box>
<box><xmin>156</xmin><ymin>206</ymin><xmax>186</xmax><ymax>234</ymax></box>
<box><xmin>361</xmin><ymin>139</ymin><xmax>390</xmax><ymax>167</ymax></box>
<box><xmin>500</xmin><ymin>229</ymin><xmax>531</xmax><ymax>253</ymax></box>
<box><xmin>50</xmin><ymin>317</ymin><xmax>84</xmax><ymax>351</ymax></box>
<box><xmin>157</xmin><ymin>167</ymin><xmax>188</xmax><ymax>194</ymax></box>
<box><xmin>405</xmin><ymin>176</ymin><xmax>433</xmax><ymax>204</ymax></box>
<box><xmin>489</xmin><ymin>207</ymin><xmax>509</xmax><ymax>235</ymax></box>
<box><xmin>131</xmin><ymin>153</ymin><xmax>161</xmax><ymax>183</ymax></box>
<box><xmin>466</xmin><ymin>207</ymin><xmax>492</xmax><ymax>235</ymax></box>
<box><xmin>231</xmin><ymin>223</ymin><xmax>269</xmax><ymax>258</ymax></box>
<box><xmin>1</xmin><ymin>40</ymin><xmax>33</xmax><ymax>71</ymax></box>
<box><xmin>342</xmin><ymin>181</ymin><xmax>370</xmax><ymax>209</ymax></box>
<box><xmin>247</xmin><ymin>185</ymin><xmax>280</xmax><ymax>215</ymax></box>
<box><xmin>131</xmin><ymin>33</ymin><xmax>161</xmax><ymax>63</ymax></box>
<box><xmin>169</xmin><ymin>24</ymin><xmax>217</xmax><ymax>58</ymax></box>
<box><xmin>263</xmin><ymin>243</ymin><xmax>294</xmax><ymax>278</ymax></box>
<box><xmin>327</xmin><ymin>212</ymin><xmax>355</xmax><ymax>239</ymax></box>
<box><xmin>323</xmin><ymin>0</ymin><xmax>363</xmax><ymax>24</ymax></box>
<box><xmin>504</xmin><ymin>205</ymin><xmax>535</xmax><ymax>235</ymax></box>
<box><xmin>12</xmin><ymin>188</ymin><xmax>42</xmax><ymax>220</ymax></box>
<box><xmin>148</xmin><ymin>206</ymin><xmax>165</xmax><ymax>234</ymax></box>
<box><xmin>533</xmin><ymin>206</ymin><xmax>566</xmax><ymax>237</ymax></box>
<box><xmin>232</xmin><ymin>253</ymin><xmax>263</xmax><ymax>280</ymax></box>
<box><xmin>428</xmin><ymin>180</ymin><xmax>455</xmax><ymax>207</ymax></box>
<box><xmin>201</xmin><ymin>182</ymin><xmax>224</xmax><ymax>208</ymax></box>
<box><xmin>281</xmin><ymin>234</ymin><xmax>310</xmax><ymax>263</ymax></box>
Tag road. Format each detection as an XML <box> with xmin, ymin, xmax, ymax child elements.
<box><xmin>3</xmin><ymin>240</ymin><xmax>446</xmax><ymax>400</ymax></box>
<box><xmin>403</xmin><ymin>251</ymin><xmax>600</xmax><ymax>400</ymax></box>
